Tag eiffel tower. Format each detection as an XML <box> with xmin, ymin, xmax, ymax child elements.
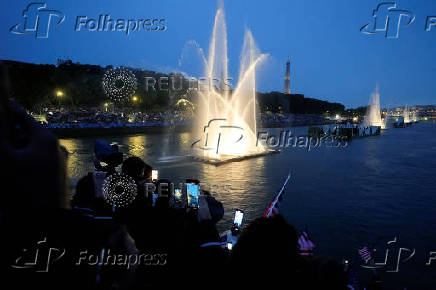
<box><xmin>284</xmin><ymin>57</ymin><xmax>291</xmax><ymax>95</ymax></box>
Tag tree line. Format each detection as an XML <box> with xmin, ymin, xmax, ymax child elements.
<box><xmin>0</xmin><ymin>60</ymin><xmax>347</xmax><ymax>115</ymax></box>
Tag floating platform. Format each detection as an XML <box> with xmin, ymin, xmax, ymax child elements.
<box><xmin>189</xmin><ymin>149</ymin><xmax>280</xmax><ymax>166</ymax></box>
<box><xmin>393</xmin><ymin>122</ymin><xmax>412</xmax><ymax>128</ymax></box>
<box><xmin>308</xmin><ymin>125</ymin><xmax>381</xmax><ymax>140</ymax></box>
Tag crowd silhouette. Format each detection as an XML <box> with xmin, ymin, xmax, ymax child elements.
<box><xmin>0</xmin><ymin>102</ymin><xmax>383</xmax><ymax>290</ymax></box>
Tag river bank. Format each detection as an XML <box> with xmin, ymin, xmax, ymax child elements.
<box><xmin>48</xmin><ymin>118</ymin><xmax>336</xmax><ymax>138</ymax></box>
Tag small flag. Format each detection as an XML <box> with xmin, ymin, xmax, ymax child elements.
<box><xmin>358</xmin><ymin>246</ymin><xmax>372</xmax><ymax>263</ymax></box>
<box><xmin>298</xmin><ymin>231</ymin><xmax>315</xmax><ymax>257</ymax></box>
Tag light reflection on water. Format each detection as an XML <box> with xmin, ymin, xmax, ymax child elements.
<box><xmin>60</xmin><ymin>123</ymin><xmax>436</xmax><ymax>287</ymax></box>
<box><xmin>124</xmin><ymin>135</ymin><xmax>148</xmax><ymax>157</ymax></box>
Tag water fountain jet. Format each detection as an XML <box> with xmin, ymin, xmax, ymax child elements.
<box><xmin>191</xmin><ymin>5</ymin><xmax>277</xmax><ymax>163</ymax></box>
<box><xmin>403</xmin><ymin>105</ymin><xmax>411</xmax><ymax>123</ymax></box>
<box><xmin>363</xmin><ymin>85</ymin><xmax>386</xmax><ymax>129</ymax></box>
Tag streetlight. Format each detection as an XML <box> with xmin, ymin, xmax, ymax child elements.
<box><xmin>132</xmin><ymin>95</ymin><xmax>138</xmax><ymax>102</ymax></box>
<box><xmin>55</xmin><ymin>90</ymin><xmax>64</xmax><ymax>109</ymax></box>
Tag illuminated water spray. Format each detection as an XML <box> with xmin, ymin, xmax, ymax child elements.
<box><xmin>363</xmin><ymin>85</ymin><xmax>386</xmax><ymax>129</ymax></box>
<box><xmin>403</xmin><ymin>105</ymin><xmax>410</xmax><ymax>123</ymax></box>
<box><xmin>194</xmin><ymin>6</ymin><xmax>267</xmax><ymax>160</ymax></box>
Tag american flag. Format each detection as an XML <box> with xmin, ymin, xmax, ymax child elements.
<box><xmin>262</xmin><ymin>173</ymin><xmax>291</xmax><ymax>218</ymax></box>
<box><xmin>298</xmin><ymin>231</ymin><xmax>315</xmax><ymax>256</ymax></box>
<box><xmin>358</xmin><ymin>246</ymin><xmax>372</xmax><ymax>263</ymax></box>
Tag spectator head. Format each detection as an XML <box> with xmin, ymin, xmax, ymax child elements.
<box><xmin>122</xmin><ymin>156</ymin><xmax>152</xmax><ymax>182</ymax></box>
<box><xmin>309</xmin><ymin>256</ymin><xmax>348</xmax><ymax>289</ymax></box>
<box><xmin>72</xmin><ymin>175</ymin><xmax>94</xmax><ymax>209</ymax></box>
<box><xmin>231</xmin><ymin>215</ymin><xmax>298</xmax><ymax>280</ymax></box>
<box><xmin>94</xmin><ymin>139</ymin><xmax>123</xmax><ymax>172</ymax></box>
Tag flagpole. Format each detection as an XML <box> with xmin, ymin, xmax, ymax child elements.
<box><xmin>263</xmin><ymin>172</ymin><xmax>292</xmax><ymax>217</ymax></box>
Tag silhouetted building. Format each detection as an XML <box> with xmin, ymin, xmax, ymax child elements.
<box><xmin>57</xmin><ymin>58</ymin><xmax>73</xmax><ymax>66</ymax></box>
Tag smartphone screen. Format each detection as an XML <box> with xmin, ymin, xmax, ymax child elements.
<box><xmin>186</xmin><ymin>183</ymin><xmax>199</xmax><ymax>208</ymax></box>
<box><xmin>174</xmin><ymin>188</ymin><xmax>182</xmax><ymax>201</ymax></box>
<box><xmin>233</xmin><ymin>209</ymin><xmax>244</xmax><ymax>227</ymax></box>
<box><xmin>152</xmin><ymin>169</ymin><xmax>158</xmax><ymax>181</ymax></box>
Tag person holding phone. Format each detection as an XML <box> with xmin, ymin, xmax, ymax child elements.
<box><xmin>183</xmin><ymin>188</ymin><xmax>227</xmax><ymax>290</ymax></box>
<box><xmin>115</xmin><ymin>157</ymin><xmax>154</xmax><ymax>221</ymax></box>
<box><xmin>0</xmin><ymin>97</ymin><xmax>99</xmax><ymax>289</ymax></box>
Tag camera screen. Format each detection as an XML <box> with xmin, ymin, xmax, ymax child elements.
<box><xmin>174</xmin><ymin>188</ymin><xmax>182</xmax><ymax>201</ymax></box>
<box><xmin>234</xmin><ymin>209</ymin><xmax>244</xmax><ymax>227</ymax></box>
<box><xmin>152</xmin><ymin>169</ymin><xmax>158</xmax><ymax>181</ymax></box>
<box><xmin>186</xmin><ymin>183</ymin><xmax>199</xmax><ymax>208</ymax></box>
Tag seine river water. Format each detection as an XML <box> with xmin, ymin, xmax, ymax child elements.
<box><xmin>60</xmin><ymin>121</ymin><xmax>436</xmax><ymax>288</ymax></box>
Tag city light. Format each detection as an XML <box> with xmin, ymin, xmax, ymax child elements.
<box><xmin>353</xmin><ymin>117</ymin><xmax>358</xmax><ymax>122</ymax></box>
<box><xmin>56</xmin><ymin>90</ymin><xmax>64</xmax><ymax>97</ymax></box>
<box><xmin>132</xmin><ymin>95</ymin><xmax>138</xmax><ymax>102</ymax></box>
